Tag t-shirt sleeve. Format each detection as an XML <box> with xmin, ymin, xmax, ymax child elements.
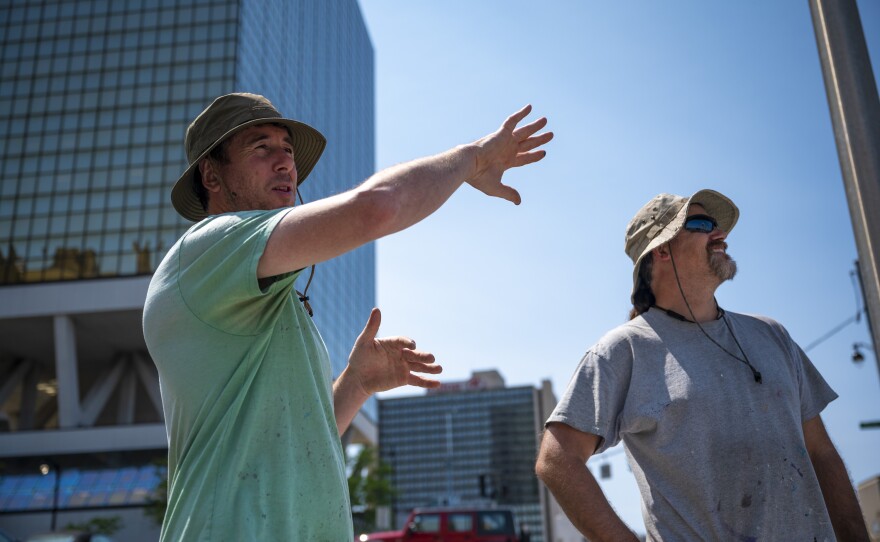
<box><xmin>761</xmin><ymin>316</ymin><xmax>838</xmax><ymax>422</ymax></box>
<box><xmin>790</xmin><ymin>339</ymin><xmax>838</xmax><ymax>422</ymax></box>
<box><xmin>545</xmin><ymin>338</ymin><xmax>632</xmax><ymax>453</ymax></box>
<box><xmin>176</xmin><ymin>209</ymin><xmax>299</xmax><ymax>335</ymax></box>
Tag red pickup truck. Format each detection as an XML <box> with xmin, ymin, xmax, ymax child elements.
<box><xmin>357</xmin><ymin>508</ymin><xmax>522</xmax><ymax>542</ymax></box>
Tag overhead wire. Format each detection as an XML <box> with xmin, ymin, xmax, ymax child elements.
<box><xmin>803</xmin><ymin>267</ymin><xmax>865</xmax><ymax>353</ymax></box>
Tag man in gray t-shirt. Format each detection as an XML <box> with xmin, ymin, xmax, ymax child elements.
<box><xmin>536</xmin><ymin>190</ymin><xmax>868</xmax><ymax>541</ymax></box>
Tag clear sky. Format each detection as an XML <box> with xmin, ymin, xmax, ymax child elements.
<box><xmin>357</xmin><ymin>1</ymin><xmax>880</xmax><ymax>534</ymax></box>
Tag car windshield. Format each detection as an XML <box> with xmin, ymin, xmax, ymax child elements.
<box><xmin>411</xmin><ymin>514</ymin><xmax>440</xmax><ymax>533</ymax></box>
<box><xmin>477</xmin><ymin>511</ymin><xmax>514</xmax><ymax>535</ymax></box>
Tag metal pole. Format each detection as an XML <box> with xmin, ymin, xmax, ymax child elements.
<box><xmin>41</xmin><ymin>461</ymin><xmax>61</xmax><ymax>531</ymax></box>
<box><xmin>809</xmin><ymin>0</ymin><xmax>880</xmax><ymax>379</ymax></box>
<box><xmin>51</xmin><ymin>464</ymin><xmax>60</xmax><ymax>531</ymax></box>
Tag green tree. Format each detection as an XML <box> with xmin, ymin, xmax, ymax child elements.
<box><xmin>143</xmin><ymin>457</ymin><xmax>168</xmax><ymax>527</ymax></box>
<box><xmin>64</xmin><ymin>516</ymin><xmax>122</xmax><ymax>535</ymax></box>
<box><xmin>347</xmin><ymin>444</ymin><xmax>395</xmax><ymax>532</ymax></box>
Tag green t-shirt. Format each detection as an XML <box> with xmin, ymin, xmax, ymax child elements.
<box><xmin>143</xmin><ymin>209</ymin><xmax>351</xmax><ymax>541</ymax></box>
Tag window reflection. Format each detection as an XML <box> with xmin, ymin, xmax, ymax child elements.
<box><xmin>0</xmin><ymin>465</ymin><xmax>164</xmax><ymax>512</ymax></box>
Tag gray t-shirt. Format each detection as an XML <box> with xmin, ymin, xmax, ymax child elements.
<box><xmin>547</xmin><ymin>307</ymin><xmax>838</xmax><ymax>542</ymax></box>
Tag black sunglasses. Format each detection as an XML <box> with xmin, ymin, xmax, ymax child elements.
<box><xmin>684</xmin><ymin>214</ymin><xmax>718</xmax><ymax>234</ymax></box>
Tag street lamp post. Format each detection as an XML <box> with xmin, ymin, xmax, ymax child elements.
<box><xmin>39</xmin><ymin>461</ymin><xmax>61</xmax><ymax>531</ymax></box>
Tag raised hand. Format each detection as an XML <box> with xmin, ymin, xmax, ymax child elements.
<box><xmin>346</xmin><ymin>308</ymin><xmax>442</xmax><ymax>395</ymax></box>
<box><xmin>468</xmin><ymin>105</ymin><xmax>553</xmax><ymax>205</ymax></box>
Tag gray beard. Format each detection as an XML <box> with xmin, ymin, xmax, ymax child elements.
<box><xmin>709</xmin><ymin>251</ymin><xmax>737</xmax><ymax>282</ymax></box>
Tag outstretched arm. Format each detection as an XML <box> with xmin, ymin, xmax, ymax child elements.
<box><xmin>333</xmin><ymin>308</ymin><xmax>441</xmax><ymax>435</ymax></box>
<box><xmin>536</xmin><ymin>423</ymin><xmax>639</xmax><ymax>542</ymax></box>
<box><xmin>803</xmin><ymin>415</ymin><xmax>869</xmax><ymax>541</ymax></box>
<box><xmin>259</xmin><ymin>106</ymin><xmax>552</xmax><ymax>278</ymax></box>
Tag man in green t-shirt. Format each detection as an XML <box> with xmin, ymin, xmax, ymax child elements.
<box><xmin>143</xmin><ymin>93</ymin><xmax>552</xmax><ymax>541</ymax></box>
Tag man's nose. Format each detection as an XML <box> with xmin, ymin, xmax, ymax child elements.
<box><xmin>710</xmin><ymin>228</ymin><xmax>727</xmax><ymax>241</ymax></box>
<box><xmin>273</xmin><ymin>148</ymin><xmax>296</xmax><ymax>175</ymax></box>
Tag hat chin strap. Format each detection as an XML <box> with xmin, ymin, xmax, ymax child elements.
<box><xmin>667</xmin><ymin>246</ymin><xmax>762</xmax><ymax>384</ymax></box>
<box><xmin>295</xmin><ymin>187</ymin><xmax>315</xmax><ymax>318</ymax></box>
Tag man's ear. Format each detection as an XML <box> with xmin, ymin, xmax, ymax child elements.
<box><xmin>199</xmin><ymin>159</ymin><xmax>221</xmax><ymax>194</ymax></box>
<box><xmin>653</xmin><ymin>243</ymin><xmax>671</xmax><ymax>262</ymax></box>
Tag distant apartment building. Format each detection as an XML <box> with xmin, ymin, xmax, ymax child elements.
<box><xmin>378</xmin><ymin>370</ymin><xmax>566</xmax><ymax>542</ymax></box>
<box><xmin>0</xmin><ymin>0</ymin><xmax>374</xmax><ymax>539</ymax></box>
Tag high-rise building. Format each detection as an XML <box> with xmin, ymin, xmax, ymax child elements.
<box><xmin>0</xmin><ymin>0</ymin><xmax>374</xmax><ymax>539</ymax></box>
<box><xmin>377</xmin><ymin>370</ymin><xmax>564</xmax><ymax>542</ymax></box>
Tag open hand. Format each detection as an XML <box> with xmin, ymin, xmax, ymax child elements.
<box><xmin>468</xmin><ymin>105</ymin><xmax>553</xmax><ymax>205</ymax></box>
<box><xmin>347</xmin><ymin>308</ymin><xmax>441</xmax><ymax>396</ymax></box>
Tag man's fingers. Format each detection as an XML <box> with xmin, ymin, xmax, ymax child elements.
<box><xmin>408</xmin><ymin>364</ymin><xmax>442</xmax><ymax>377</ymax></box>
<box><xmin>512</xmin><ymin>116</ymin><xmax>548</xmax><ymax>140</ymax></box>
<box><xmin>512</xmin><ymin>150</ymin><xmax>547</xmax><ymax>168</ymax></box>
<box><xmin>356</xmin><ymin>307</ymin><xmax>382</xmax><ymax>344</ymax></box>
<box><xmin>380</xmin><ymin>336</ymin><xmax>417</xmax><ymax>350</ymax></box>
<box><xmin>407</xmin><ymin>374</ymin><xmax>441</xmax><ymax>389</ymax></box>
<box><xmin>403</xmin><ymin>348</ymin><xmax>435</xmax><ymax>365</ymax></box>
<box><xmin>471</xmin><ymin>179</ymin><xmax>521</xmax><ymax>205</ymax></box>
<box><xmin>406</xmin><ymin>360</ymin><xmax>441</xmax><ymax>375</ymax></box>
<box><xmin>519</xmin><ymin>131</ymin><xmax>554</xmax><ymax>152</ymax></box>
<box><xmin>493</xmin><ymin>184</ymin><xmax>522</xmax><ymax>205</ymax></box>
<box><xmin>502</xmin><ymin>104</ymin><xmax>533</xmax><ymax>131</ymax></box>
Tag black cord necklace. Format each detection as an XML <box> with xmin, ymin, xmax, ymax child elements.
<box><xmin>667</xmin><ymin>248</ymin><xmax>762</xmax><ymax>384</ymax></box>
<box><xmin>294</xmin><ymin>187</ymin><xmax>315</xmax><ymax>317</ymax></box>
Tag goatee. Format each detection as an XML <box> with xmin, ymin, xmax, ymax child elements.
<box><xmin>708</xmin><ymin>243</ymin><xmax>737</xmax><ymax>282</ymax></box>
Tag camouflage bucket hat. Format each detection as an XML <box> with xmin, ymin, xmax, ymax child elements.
<box><xmin>171</xmin><ymin>92</ymin><xmax>327</xmax><ymax>221</ymax></box>
<box><xmin>624</xmin><ymin>189</ymin><xmax>739</xmax><ymax>299</ymax></box>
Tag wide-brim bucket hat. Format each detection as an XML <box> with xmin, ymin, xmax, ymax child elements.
<box><xmin>171</xmin><ymin>92</ymin><xmax>327</xmax><ymax>221</ymax></box>
<box><xmin>624</xmin><ymin>189</ymin><xmax>739</xmax><ymax>299</ymax></box>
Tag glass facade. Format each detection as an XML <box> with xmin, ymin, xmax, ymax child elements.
<box><xmin>236</xmin><ymin>0</ymin><xmax>376</xmax><ymax>404</ymax></box>
<box><xmin>0</xmin><ymin>0</ymin><xmax>237</xmax><ymax>285</ymax></box>
<box><xmin>0</xmin><ymin>0</ymin><xmax>376</xmax><ymax>415</ymax></box>
<box><xmin>0</xmin><ymin>464</ymin><xmax>164</xmax><ymax>512</ymax></box>
<box><xmin>379</xmin><ymin>386</ymin><xmax>546</xmax><ymax>542</ymax></box>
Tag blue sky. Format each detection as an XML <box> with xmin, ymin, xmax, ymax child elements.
<box><xmin>358</xmin><ymin>1</ymin><xmax>880</xmax><ymax>534</ymax></box>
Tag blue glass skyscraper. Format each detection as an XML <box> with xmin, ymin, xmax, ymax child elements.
<box><xmin>0</xmin><ymin>0</ymin><xmax>374</xmax><ymax>538</ymax></box>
